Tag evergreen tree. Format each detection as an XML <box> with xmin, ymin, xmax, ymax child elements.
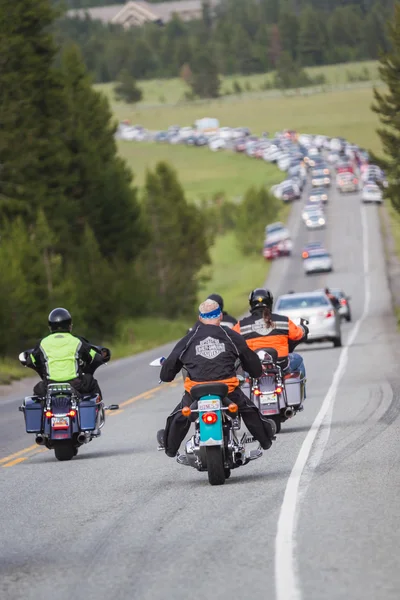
<box><xmin>190</xmin><ymin>45</ymin><xmax>221</xmax><ymax>98</ymax></box>
<box><xmin>114</xmin><ymin>69</ymin><xmax>143</xmax><ymax>103</ymax></box>
<box><xmin>0</xmin><ymin>0</ymin><xmax>70</xmax><ymax>230</ymax></box>
<box><xmin>298</xmin><ymin>6</ymin><xmax>327</xmax><ymax>65</ymax></box>
<box><xmin>278</xmin><ymin>9</ymin><xmax>299</xmax><ymax>60</ymax></box>
<box><xmin>372</xmin><ymin>4</ymin><xmax>400</xmax><ymax>214</ymax></box>
<box><xmin>60</xmin><ymin>44</ymin><xmax>147</xmax><ymax>261</ymax></box>
<box><xmin>235</xmin><ymin>186</ymin><xmax>280</xmax><ymax>256</ymax></box>
<box><xmin>141</xmin><ymin>162</ymin><xmax>210</xmax><ymax>318</ymax></box>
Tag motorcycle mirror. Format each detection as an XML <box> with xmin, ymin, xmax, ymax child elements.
<box><xmin>237</xmin><ymin>374</ymin><xmax>246</xmax><ymax>385</ymax></box>
<box><xmin>18</xmin><ymin>352</ymin><xmax>27</xmax><ymax>364</ymax></box>
<box><xmin>149</xmin><ymin>357</ymin><xmax>165</xmax><ymax>367</ymax></box>
<box><xmin>105</xmin><ymin>404</ymin><xmax>119</xmax><ymax>411</ymax></box>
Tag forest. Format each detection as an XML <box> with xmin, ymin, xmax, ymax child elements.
<box><xmin>54</xmin><ymin>0</ymin><xmax>394</xmax><ymax>83</ymax></box>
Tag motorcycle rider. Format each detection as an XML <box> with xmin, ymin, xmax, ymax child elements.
<box><xmin>324</xmin><ymin>287</ymin><xmax>340</xmax><ymax>310</ymax></box>
<box><xmin>188</xmin><ymin>293</ymin><xmax>237</xmax><ymax>332</ymax></box>
<box><xmin>158</xmin><ymin>299</ymin><xmax>275</xmax><ymax>462</ymax></box>
<box><xmin>22</xmin><ymin>308</ymin><xmax>108</xmax><ymax>398</ymax></box>
<box><xmin>233</xmin><ymin>289</ymin><xmax>308</xmax><ymax>379</ymax></box>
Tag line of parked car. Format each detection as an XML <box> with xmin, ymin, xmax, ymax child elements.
<box><xmin>117</xmin><ymin>120</ymin><xmax>385</xmax><ymax>350</ymax></box>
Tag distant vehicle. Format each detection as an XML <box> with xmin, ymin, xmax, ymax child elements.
<box><xmin>263</xmin><ymin>238</ymin><xmax>292</xmax><ymax>260</ymax></box>
<box><xmin>336</xmin><ymin>162</ymin><xmax>354</xmax><ymax>175</ymax></box>
<box><xmin>303</xmin><ymin>249</ymin><xmax>333</xmax><ymax>274</ymax></box>
<box><xmin>311</xmin><ymin>166</ymin><xmax>331</xmax><ymax>187</ymax></box>
<box><xmin>361</xmin><ymin>183</ymin><xmax>383</xmax><ymax>204</ymax></box>
<box><xmin>265</xmin><ymin>221</ymin><xmax>286</xmax><ymax>236</ymax></box>
<box><xmin>309</xmin><ymin>187</ymin><xmax>328</xmax><ymax>203</ymax></box>
<box><xmin>301</xmin><ymin>242</ymin><xmax>324</xmax><ymax>259</ymax></box>
<box><xmin>305</xmin><ymin>213</ymin><xmax>326</xmax><ymax>230</ymax></box>
<box><xmin>315</xmin><ymin>288</ymin><xmax>352</xmax><ymax>322</ymax></box>
<box><xmin>337</xmin><ymin>172</ymin><xmax>359</xmax><ymax>193</ymax></box>
<box><xmin>274</xmin><ymin>291</ymin><xmax>342</xmax><ymax>347</ymax></box>
<box><xmin>302</xmin><ymin>204</ymin><xmax>324</xmax><ymax>222</ymax></box>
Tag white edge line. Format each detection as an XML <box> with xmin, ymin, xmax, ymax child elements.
<box><xmin>274</xmin><ymin>204</ymin><xmax>370</xmax><ymax>600</ymax></box>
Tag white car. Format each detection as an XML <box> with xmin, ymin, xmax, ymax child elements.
<box><xmin>302</xmin><ymin>205</ymin><xmax>324</xmax><ymax>221</ymax></box>
<box><xmin>274</xmin><ymin>291</ymin><xmax>342</xmax><ymax>347</ymax></box>
<box><xmin>305</xmin><ymin>213</ymin><xmax>326</xmax><ymax>230</ymax></box>
<box><xmin>361</xmin><ymin>183</ymin><xmax>383</xmax><ymax>204</ymax></box>
<box><xmin>303</xmin><ymin>249</ymin><xmax>333</xmax><ymax>274</ymax></box>
<box><xmin>209</xmin><ymin>137</ymin><xmax>226</xmax><ymax>151</ymax></box>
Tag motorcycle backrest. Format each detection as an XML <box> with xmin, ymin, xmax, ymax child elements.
<box><xmin>47</xmin><ymin>383</ymin><xmax>74</xmax><ymax>395</ymax></box>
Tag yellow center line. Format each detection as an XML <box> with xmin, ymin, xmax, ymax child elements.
<box><xmin>0</xmin><ymin>381</ymin><xmax>179</xmax><ymax>466</ymax></box>
<box><xmin>0</xmin><ymin>444</ymin><xmax>38</xmax><ymax>464</ymax></box>
<box><xmin>3</xmin><ymin>457</ymin><xmax>27</xmax><ymax>468</ymax></box>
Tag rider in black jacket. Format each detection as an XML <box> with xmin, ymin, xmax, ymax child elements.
<box><xmin>187</xmin><ymin>293</ymin><xmax>237</xmax><ymax>332</ymax></box>
<box><xmin>158</xmin><ymin>299</ymin><xmax>275</xmax><ymax>462</ymax></box>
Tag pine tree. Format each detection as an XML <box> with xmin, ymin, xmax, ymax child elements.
<box><xmin>60</xmin><ymin>44</ymin><xmax>147</xmax><ymax>261</ymax></box>
<box><xmin>371</xmin><ymin>4</ymin><xmax>400</xmax><ymax>214</ymax></box>
<box><xmin>190</xmin><ymin>45</ymin><xmax>221</xmax><ymax>98</ymax></box>
<box><xmin>0</xmin><ymin>0</ymin><xmax>70</xmax><ymax>230</ymax></box>
<box><xmin>114</xmin><ymin>69</ymin><xmax>143</xmax><ymax>104</ymax></box>
<box><xmin>141</xmin><ymin>162</ymin><xmax>210</xmax><ymax>318</ymax></box>
<box><xmin>235</xmin><ymin>187</ymin><xmax>280</xmax><ymax>256</ymax></box>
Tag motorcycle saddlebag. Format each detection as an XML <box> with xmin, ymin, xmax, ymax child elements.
<box><xmin>23</xmin><ymin>396</ymin><xmax>44</xmax><ymax>433</ymax></box>
<box><xmin>78</xmin><ymin>399</ymin><xmax>97</xmax><ymax>431</ymax></box>
<box><xmin>284</xmin><ymin>372</ymin><xmax>304</xmax><ymax>407</ymax></box>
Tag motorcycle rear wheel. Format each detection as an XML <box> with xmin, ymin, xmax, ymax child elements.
<box><xmin>54</xmin><ymin>441</ymin><xmax>75</xmax><ymax>461</ymax></box>
<box><xmin>206</xmin><ymin>446</ymin><xmax>226</xmax><ymax>485</ymax></box>
<box><xmin>271</xmin><ymin>415</ymin><xmax>282</xmax><ymax>434</ymax></box>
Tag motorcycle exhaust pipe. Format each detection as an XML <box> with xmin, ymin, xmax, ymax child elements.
<box><xmin>35</xmin><ymin>434</ymin><xmax>45</xmax><ymax>446</ymax></box>
<box><xmin>77</xmin><ymin>432</ymin><xmax>87</xmax><ymax>444</ymax></box>
<box><xmin>284</xmin><ymin>407</ymin><xmax>294</xmax><ymax>418</ymax></box>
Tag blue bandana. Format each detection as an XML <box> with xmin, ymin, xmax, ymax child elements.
<box><xmin>199</xmin><ymin>306</ymin><xmax>222</xmax><ymax>319</ymax></box>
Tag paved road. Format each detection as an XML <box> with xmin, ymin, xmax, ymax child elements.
<box><xmin>1</xmin><ymin>181</ymin><xmax>400</xmax><ymax>600</ymax></box>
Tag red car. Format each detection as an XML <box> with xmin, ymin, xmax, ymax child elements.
<box><xmin>263</xmin><ymin>239</ymin><xmax>292</xmax><ymax>260</ymax></box>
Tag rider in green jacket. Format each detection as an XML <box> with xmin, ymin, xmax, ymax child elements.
<box><xmin>26</xmin><ymin>308</ymin><xmax>107</xmax><ymax>398</ymax></box>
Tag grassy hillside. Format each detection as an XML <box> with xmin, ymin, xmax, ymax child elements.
<box><xmin>96</xmin><ymin>60</ymin><xmax>379</xmax><ymax>108</ymax></box>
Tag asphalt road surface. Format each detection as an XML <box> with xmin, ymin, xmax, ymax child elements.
<box><xmin>1</xmin><ymin>181</ymin><xmax>400</xmax><ymax>600</ymax></box>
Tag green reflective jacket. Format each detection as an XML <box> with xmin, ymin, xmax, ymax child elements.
<box><xmin>36</xmin><ymin>333</ymin><xmax>88</xmax><ymax>382</ymax></box>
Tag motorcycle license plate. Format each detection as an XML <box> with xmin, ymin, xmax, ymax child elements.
<box><xmin>198</xmin><ymin>399</ymin><xmax>221</xmax><ymax>411</ymax></box>
<box><xmin>51</xmin><ymin>416</ymin><xmax>70</xmax><ymax>429</ymax></box>
<box><xmin>261</xmin><ymin>394</ymin><xmax>277</xmax><ymax>403</ymax></box>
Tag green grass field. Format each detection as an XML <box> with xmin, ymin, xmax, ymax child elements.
<box><xmin>96</xmin><ymin>60</ymin><xmax>379</xmax><ymax>108</ymax></box>
<box><xmin>119</xmin><ymin>141</ymin><xmax>285</xmax><ymax>203</ymax></box>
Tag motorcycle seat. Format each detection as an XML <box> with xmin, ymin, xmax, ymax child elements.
<box><xmin>190</xmin><ymin>383</ymin><xmax>229</xmax><ymax>401</ymax></box>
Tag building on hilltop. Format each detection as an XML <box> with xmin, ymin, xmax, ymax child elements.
<box><xmin>67</xmin><ymin>1</ymin><xmax>220</xmax><ymax>28</ymax></box>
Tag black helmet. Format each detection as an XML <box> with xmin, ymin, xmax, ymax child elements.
<box><xmin>48</xmin><ymin>308</ymin><xmax>72</xmax><ymax>332</ymax></box>
<box><xmin>249</xmin><ymin>288</ymin><xmax>273</xmax><ymax>311</ymax></box>
<box><xmin>207</xmin><ymin>293</ymin><xmax>224</xmax><ymax>312</ymax></box>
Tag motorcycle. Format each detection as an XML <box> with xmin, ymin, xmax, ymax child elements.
<box><xmin>150</xmin><ymin>358</ymin><xmax>269</xmax><ymax>486</ymax></box>
<box><xmin>18</xmin><ymin>345</ymin><xmax>119</xmax><ymax>461</ymax></box>
<box><xmin>246</xmin><ymin>343</ymin><xmax>306</xmax><ymax>434</ymax></box>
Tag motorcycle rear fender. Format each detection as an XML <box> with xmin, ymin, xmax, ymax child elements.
<box><xmin>198</xmin><ymin>394</ymin><xmax>223</xmax><ymax>446</ymax></box>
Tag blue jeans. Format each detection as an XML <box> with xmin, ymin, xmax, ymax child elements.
<box><xmin>288</xmin><ymin>353</ymin><xmax>306</xmax><ymax>398</ymax></box>
<box><xmin>288</xmin><ymin>352</ymin><xmax>305</xmax><ymax>379</ymax></box>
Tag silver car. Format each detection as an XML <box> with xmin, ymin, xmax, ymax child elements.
<box><xmin>274</xmin><ymin>292</ymin><xmax>342</xmax><ymax>347</ymax></box>
<box><xmin>304</xmin><ymin>213</ymin><xmax>326</xmax><ymax>230</ymax></box>
<box><xmin>361</xmin><ymin>183</ymin><xmax>383</xmax><ymax>204</ymax></box>
<box><xmin>311</xmin><ymin>167</ymin><xmax>331</xmax><ymax>188</ymax></box>
<box><xmin>303</xmin><ymin>249</ymin><xmax>333</xmax><ymax>274</ymax></box>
